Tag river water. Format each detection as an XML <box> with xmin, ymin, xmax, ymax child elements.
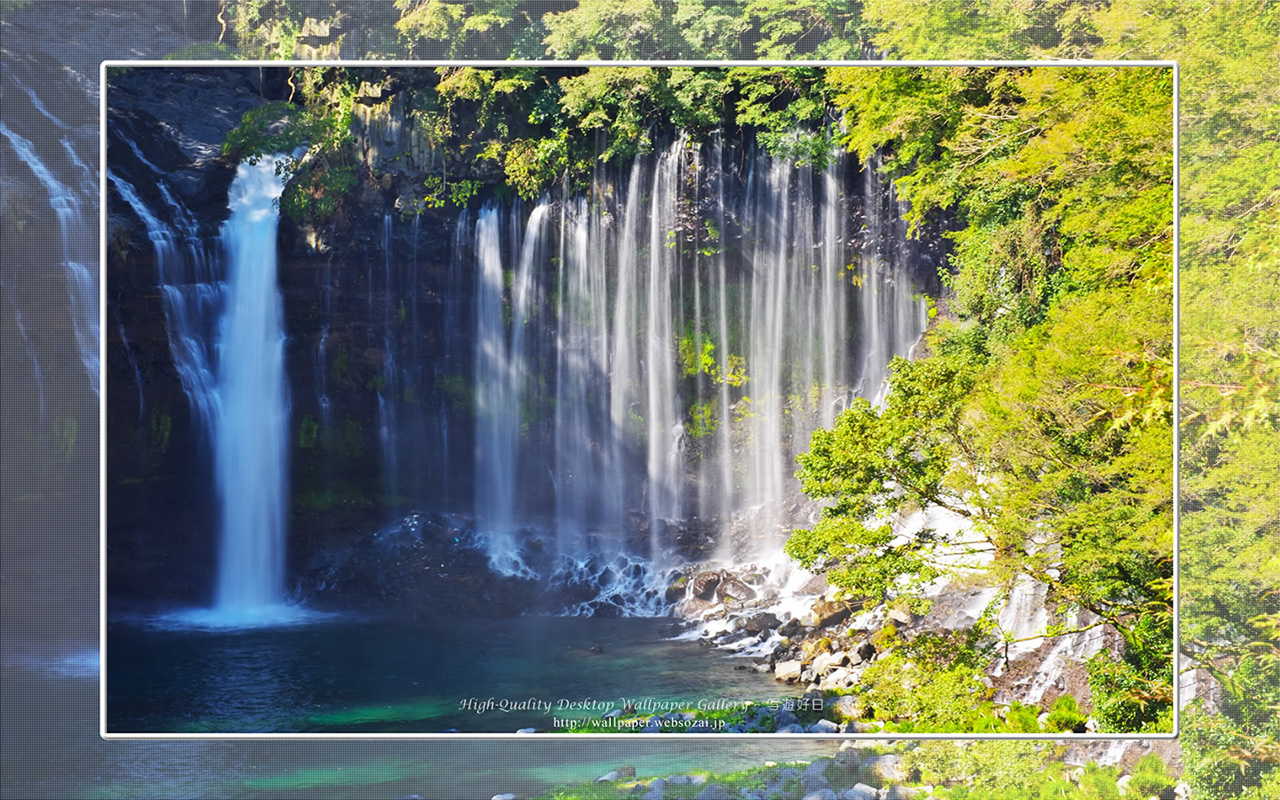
<box><xmin>10</xmin><ymin>640</ymin><xmax>835</xmax><ymax>799</ymax></box>
<box><xmin>106</xmin><ymin>615</ymin><xmax>792</xmax><ymax>735</ymax></box>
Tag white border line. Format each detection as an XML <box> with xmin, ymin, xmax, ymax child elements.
<box><xmin>99</xmin><ymin>58</ymin><xmax>1179</xmax><ymax>741</ymax></box>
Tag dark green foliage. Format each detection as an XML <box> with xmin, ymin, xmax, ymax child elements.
<box><xmin>1127</xmin><ymin>753</ymin><xmax>1176</xmax><ymax>799</ymax></box>
<box><xmin>1087</xmin><ymin>650</ymin><xmax>1171</xmax><ymax>733</ymax></box>
<box><xmin>1043</xmin><ymin>695</ymin><xmax>1087</xmax><ymax>733</ymax></box>
<box><xmin>297</xmin><ymin>414</ymin><xmax>318</xmax><ymax>449</ymax></box>
<box><xmin>222</xmin><ymin>69</ymin><xmax>360</xmax><ymax>224</ymax></box>
<box><xmin>147</xmin><ymin>409</ymin><xmax>171</xmax><ymax>455</ymax></box>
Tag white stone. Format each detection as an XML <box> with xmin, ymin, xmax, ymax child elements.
<box><xmin>775</xmin><ymin>659</ymin><xmax>803</xmax><ymax>681</ymax></box>
<box><xmin>695</xmin><ymin>785</ymin><xmax>733</xmax><ymax>800</ymax></box>
<box><xmin>864</xmin><ymin>754</ymin><xmax>906</xmax><ymax>783</ymax></box>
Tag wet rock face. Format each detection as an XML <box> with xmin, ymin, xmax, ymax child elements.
<box><xmin>691</xmin><ymin>569</ymin><xmax>725</xmax><ymax>600</ymax></box>
<box><xmin>108</xmin><ymin>68</ymin><xmax>282</xmax><ymax>231</ymax></box>
<box><xmin>294</xmin><ymin>512</ymin><xmax>550</xmax><ymax>618</ymax></box>
<box><xmin>739</xmin><ymin>611</ymin><xmax>782</xmax><ymax>633</ymax></box>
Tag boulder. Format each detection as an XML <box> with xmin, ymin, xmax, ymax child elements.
<box><xmin>802</xmin><ymin>790</ymin><xmax>838</xmax><ymax>800</ymax></box>
<box><xmin>834</xmin><ymin>745</ymin><xmax>863</xmax><ymax>769</ymax></box>
<box><xmin>854</xmin><ymin>642</ymin><xmax>877</xmax><ymax>664</ymax></box>
<box><xmin>829</xmin><ymin>694</ymin><xmax>865</xmax><ymax>721</ymax></box>
<box><xmin>618</xmin><ymin>766</ymin><xmax>637</xmax><ymax>778</ymax></box>
<box><xmin>776</xmin><ymin>723</ymin><xmax>805</xmax><ymax>733</ymax></box>
<box><xmin>596</xmin><ymin>770</ymin><xmax>620</xmax><ymax>782</ymax></box>
<box><xmin>811</xmin><ymin>651</ymin><xmax>837</xmax><ymax>674</ymax></box>
<box><xmin>886</xmin><ymin>606</ymin><xmax>916</xmax><ymax>626</ymax></box>
<box><xmin>802</xmin><ymin>758</ymin><xmax>833</xmax><ymax>791</ymax></box>
<box><xmin>691</xmin><ymin>570</ymin><xmax>724</xmax><ymax>600</ymax></box>
<box><xmin>739</xmin><ymin>611</ymin><xmax>782</xmax><ymax>633</ymax></box>
<box><xmin>821</xmin><ymin>667</ymin><xmax>855</xmax><ymax>689</ymax></box>
<box><xmin>808</xmin><ymin>598</ymin><xmax>852</xmax><ymax>628</ymax></box>
<box><xmin>799</xmin><ymin>573</ymin><xmax>830</xmax><ymax>595</ymax></box>
<box><xmin>695</xmin><ymin>785</ymin><xmax>733</xmax><ymax>800</ymax></box>
<box><xmin>809</xmin><ymin>718</ymin><xmax>842</xmax><ymax>733</ymax></box>
<box><xmin>665</xmin><ymin>575</ymin><xmax>689</xmax><ymax>603</ymax></box>
<box><xmin>862</xmin><ymin>754</ymin><xmax>906</xmax><ymax>784</ymax></box>
<box><xmin>801</xmin><ymin>638</ymin><xmax>834</xmax><ymax>660</ymax></box>
<box><xmin>775</xmin><ymin>707</ymin><xmax>800</xmax><ymax>728</ymax></box>
<box><xmin>842</xmin><ymin>786</ymin><xmax>878</xmax><ymax>800</ymax></box>
<box><xmin>775</xmin><ymin>659</ymin><xmax>804</xmax><ymax>682</ymax></box>
<box><xmin>716</xmin><ymin>575</ymin><xmax>757</xmax><ymax>604</ymax></box>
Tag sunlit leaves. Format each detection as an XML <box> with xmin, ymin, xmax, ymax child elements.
<box><xmin>543</xmin><ymin>0</ymin><xmax>675</xmax><ymax>60</ymax></box>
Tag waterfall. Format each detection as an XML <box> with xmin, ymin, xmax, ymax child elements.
<box><xmin>438</xmin><ymin>210</ymin><xmax>471</xmax><ymax>509</ymax></box>
<box><xmin>210</xmin><ymin>157</ymin><xmax>292</xmax><ymax>621</ymax></box>
<box><xmin>1</xmin><ymin>122</ymin><xmax>100</xmax><ymax>397</ymax></box>
<box><xmin>378</xmin><ymin>213</ymin><xmax>399</xmax><ymax>507</ymax></box>
<box><xmin>107</xmin><ymin>172</ymin><xmax>223</xmax><ymax>439</ymax></box>
<box><xmin>466</xmin><ymin>140</ymin><xmax>931</xmax><ymax>612</ymax></box>
<box><xmin>859</xmin><ymin>152</ymin><xmax>929</xmax><ymax>405</ymax></box>
<box><xmin>5</xmin><ymin>288</ymin><xmax>47</xmax><ymax>426</ymax></box>
<box><xmin>473</xmin><ymin>201</ymin><xmax>551</xmax><ymax>575</ymax></box>
<box><xmin>114</xmin><ymin>154</ymin><xmax>306</xmax><ymax>626</ymax></box>
<box><xmin>115</xmin><ymin>313</ymin><xmax>146</xmax><ymax>423</ymax></box>
<box><xmin>643</xmin><ymin>141</ymin><xmax>685</xmax><ymax>560</ymax></box>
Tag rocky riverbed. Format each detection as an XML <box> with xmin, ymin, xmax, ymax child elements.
<box><xmin>466</xmin><ymin>736</ymin><xmax>1184</xmax><ymax>800</ymax></box>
